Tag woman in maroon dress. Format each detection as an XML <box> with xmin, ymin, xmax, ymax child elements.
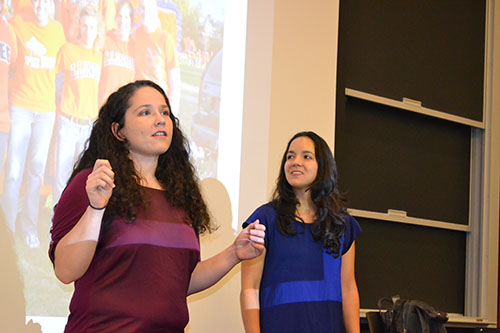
<box><xmin>49</xmin><ymin>80</ymin><xmax>265</xmax><ymax>332</ymax></box>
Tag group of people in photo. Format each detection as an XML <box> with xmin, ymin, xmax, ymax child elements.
<box><xmin>0</xmin><ymin>0</ymin><xmax>180</xmax><ymax>248</ymax></box>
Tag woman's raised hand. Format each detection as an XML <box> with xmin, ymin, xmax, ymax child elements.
<box><xmin>234</xmin><ymin>220</ymin><xmax>266</xmax><ymax>261</ymax></box>
<box><xmin>85</xmin><ymin>159</ymin><xmax>115</xmax><ymax>209</ymax></box>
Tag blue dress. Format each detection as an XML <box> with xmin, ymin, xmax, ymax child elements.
<box><xmin>244</xmin><ymin>203</ymin><xmax>362</xmax><ymax>333</ymax></box>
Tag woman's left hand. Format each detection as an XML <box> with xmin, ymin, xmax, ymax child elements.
<box><xmin>234</xmin><ymin>220</ymin><xmax>266</xmax><ymax>261</ymax></box>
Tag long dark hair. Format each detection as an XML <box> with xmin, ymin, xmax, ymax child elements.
<box><xmin>271</xmin><ymin>131</ymin><xmax>347</xmax><ymax>257</ymax></box>
<box><xmin>69</xmin><ymin>80</ymin><xmax>213</xmax><ymax>235</ymax></box>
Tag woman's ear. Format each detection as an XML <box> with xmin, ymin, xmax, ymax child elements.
<box><xmin>111</xmin><ymin>122</ymin><xmax>125</xmax><ymax>141</ymax></box>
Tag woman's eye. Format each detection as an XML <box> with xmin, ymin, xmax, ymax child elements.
<box><xmin>161</xmin><ymin>110</ymin><xmax>170</xmax><ymax>116</ymax></box>
<box><xmin>139</xmin><ymin>110</ymin><xmax>149</xmax><ymax>116</ymax></box>
<box><xmin>286</xmin><ymin>155</ymin><xmax>293</xmax><ymax>160</ymax></box>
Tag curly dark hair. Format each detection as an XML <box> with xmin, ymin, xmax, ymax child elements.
<box><xmin>271</xmin><ymin>131</ymin><xmax>347</xmax><ymax>257</ymax></box>
<box><xmin>69</xmin><ymin>80</ymin><xmax>213</xmax><ymax>235</ymax></box>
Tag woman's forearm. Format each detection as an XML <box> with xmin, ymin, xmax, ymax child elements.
<box><xmin>342</xmin><ymin>285</ymin><xmax>360</xmax><ymax>332</ymax></box>
<box><xmin>240</xmin><ymin>289</ymin><xmax>261</xmax><ymax>333</ymax></box>
<box><xmin>53</xmin><ymin>206</ymin><xmax>105</xmax><ymax>284</ymax></box>
<box><xmin>188</xmin><ymin>221</ymin><xmax>266</xmax><ymax>295</ymax></box>
<box><xmin>187</xmin><ymin>244</ymin><xmax>240</xmax><ymax>295</ymax></box>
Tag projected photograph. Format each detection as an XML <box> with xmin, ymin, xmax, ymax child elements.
<box><xmin>0</xmin><ymin>0</ymin><xmax>226</xmax><ymax>330</ymax></box>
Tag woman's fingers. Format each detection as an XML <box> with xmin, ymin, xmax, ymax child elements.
<box><xmin>238</xmin><ymin>220</ymin><xmax>265</xmax><ymax>246</ymax></box>
<box><xmin>90</xmin><ymin>178</ymin><xmax>113</xmax><ymax>191</ymax></box>
<box><xmin>88</xmin><ymin>159</ymin><xmax>115</xmax><ymax>189</ymax></box>
<box><xmin>235</xmin><ymin>220</ymin><xmax>266</xmax><ymax>260</ymax></box>
<box><xmin>92</xmin><ymin>158</ymin><xmax>111</xmax><ymax>171</ymax></box>
<box><xmin>248</xmin><ymin>232</ymin><xmax>265</xmax><ymax>244</ymax></box>
<box><xmin>92</xmin><ymin>159</ymin><xmax>113</xmax><ymax>178</ymax></box>
<box><xmin>87</xmin><ymin>171</ymin><xmax>115</xmax><ymax>189</ymax></box>
<box><xmin>247</xmin><ymin>220</ymin><xmax>265</xmax><ymax>244</ymax></box>
<box><xmin>86</xmin><ymin>160</ymin><xmax>115</xmax><ymax>207</ymax></box>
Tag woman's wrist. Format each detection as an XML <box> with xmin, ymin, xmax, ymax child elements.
<box><xmin>229</xmin><ymin>243</ymin><xmax>243</xmax><ymax>265</ymax></box>
<box><xmin>89</xmin><ymin>202</ymin><xmax>107</xmax><ymax>210</ymax></box>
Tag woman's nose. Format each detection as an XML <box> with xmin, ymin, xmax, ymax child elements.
<box><xmin>154</xmin><ymin>112</ymin><xmax>165</xmax><ymax>126</ymax></box>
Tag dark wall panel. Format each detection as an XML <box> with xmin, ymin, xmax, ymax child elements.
<box><xmin>338</xmin><ymin>0</ymin><xmax>485</xmax><ymax>121</ymax></box>
<box><xmin>335</xmin><ymin>0</ymin><xmax>484</xmax><ymax>313</ymax></box>
<box><xmin>335</xmin><ymin>97</ymin><xmax>471</xmax><ymax>224</ymax></box>
<box><xmin>355</xmin><ymin>217</ymin><xmax>466</xmax><ymax>313</ymax></box>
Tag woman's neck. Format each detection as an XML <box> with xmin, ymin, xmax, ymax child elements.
<box><xmin>295</xmin><ymin>189</ymin><xmax>316</xmax><ymax>223</ymax></box>
<box><xmin>131</xmin><ymin>156</ymin><xmax>162</xmax><ymax>189</ymax></box>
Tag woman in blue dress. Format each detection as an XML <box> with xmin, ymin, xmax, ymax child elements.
<box><xmin>240</xmin><ymin>131</ymin><xmax>361</xmax><ymax>333</ymax></box>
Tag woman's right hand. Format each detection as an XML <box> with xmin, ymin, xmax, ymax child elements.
<box><xmin>85</xmin><ymin>159</ymin><xmax>115</xmax><ymax>209</ymax></box>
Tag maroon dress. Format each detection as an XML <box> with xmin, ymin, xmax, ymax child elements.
<box><xmin>49</xmin><ymin>169</ymin><xmax>200</xmax><ymax>332</ymax></box>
